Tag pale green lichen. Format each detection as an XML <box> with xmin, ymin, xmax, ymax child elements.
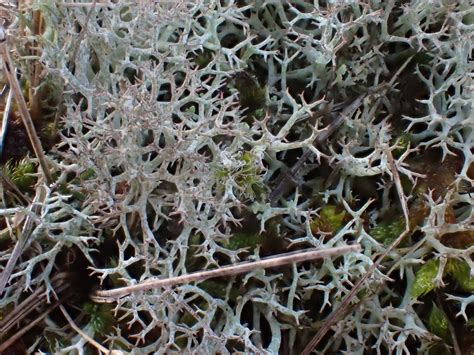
<box><xmin>0</xmin><ymin>0</ymin><xmax>472</xmax><ymax>353</ymax></box>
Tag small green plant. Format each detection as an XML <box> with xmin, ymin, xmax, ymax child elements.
<box><xmin>83</xmin><ymin>302</ymin><xmax>115</xmax><ymax>336</ymax></box>
<box><xmin>4</xmin><ymin>158</ymin><xmax>37</xmax><ymax>191</ymax></box>
<box><xmin>225</xmin><ymin>231</ymin><xmax>264</xmax><ymax>251</ymax></box>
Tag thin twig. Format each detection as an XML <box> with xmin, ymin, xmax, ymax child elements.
<box><xmin>269</xmin><ymin>95</ymin><xmax>365</xmax><ymax>205</ymax></box>
<box><xmin>0</xmin><ymin>42</ymin><xmax>54</xmax><ymax>185</ymax></box>
<box><xmin>59</xmin><ymin>304</ymin><xmax>110</xmax><ymax>354</ymax></box>
<box><xmin>0</xmin><ymin>273</ymin><xmax>70</xmax><ymax>352</ymax></box>
<box><xmin>0</xmin><ymin>184</ymin><xmax>47</xmax><ymax>296</ymax></box>
<box><xmin>28</xmin><ymin>7</ymin><xmax>45</xmax><ymax>122</ymax></box>
<box><xmin>0</xmin><ymin>300</ymin><xmax>62</xmax><ymax>352</ymax></box>
<box><xmin>0</xmin><ymin>274</ymin><xmax>69</xmax><ymax>333</ymax></box>
<box><xmin>91</xmin><ymin>244</ymin><xmax>361</xmax><ymax>303</ymax></box>
<box><xmin>270</xmin><ymin>56</ymin><xmax>414</xmax><ymax>206</ymax></box>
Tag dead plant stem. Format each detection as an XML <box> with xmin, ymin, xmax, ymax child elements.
<box><xmin>0</xmin><ymin>184</ymin><xmax>47</xmax><ymax>296</ymax></box>
<box><xmin>91</xmin><ymin>244</ymin><xmax>361</xmax><ymax>303</ymax></box>
<box><xmin>0</xmin><ymin>41</ymin><xmax>53</xmax><ymax>185</ymax></box>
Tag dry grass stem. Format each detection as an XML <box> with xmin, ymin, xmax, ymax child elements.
<box><xmin>0</xmin><ymin>300</ymin><xmax>62</xmax><ymax>352</ymax></box>
<box><xmin>302</xmin><ymin>58</ymin><xmax>415</xmax><ymax>354</ymax></box>
<box><xmin>91</xmin><ymin>244</ymin><xmax>361</xmax><ymax>303</ymax></box>
<box><xmin>0</xmin><ymin>184</ymin><xmax>47</xmax><ymax>295</ymax></box>
<box><xmin>0</xmin><ymin>273</ymin><xmax>70</xmax><ymax>352</ymax></box>
<box><xmin>0</xmin><ymin>42</ymin><xmax>53</xmax><ymax>184</ymax></box>
<box><xmin>59</xmin><ymin>304</ymin><xmax>110</xmax><ymax>354</ymax></box>
<box><xmin>269</xmin><ymin>93</ymin><xmax>366</xmax><ymax>204</ymax></box>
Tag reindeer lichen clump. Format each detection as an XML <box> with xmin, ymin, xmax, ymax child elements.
<box><xmin>0</xmin><ymin>1</ymin><xmax>472</xmax><ymax>353</ymax></box>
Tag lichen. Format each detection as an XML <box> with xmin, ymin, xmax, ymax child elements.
<box><xmin>0</xmin><ymin>0</ymin><xmax>472</xmax><ymax>353</ymax></box>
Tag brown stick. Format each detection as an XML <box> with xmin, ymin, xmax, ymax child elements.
<box><xmin>0</xmin><ymin>273</ymin><xmax>69</xmax><ymax>334</ymax></box>
<box><xmin>0</xmin><ymin>300</ymin><xmax>62</xmax><ymax>352</ymax></box>
<box><xmin>59</xmin><ymin>304</ymin><xmax>110</xmax><ymax>354</ymax></box>
<box><xmin>91</xmin><ymin>244</ymin><xmax>361</xmax><ymax>303</ymax></box>
<box><xmin>0</xmin><ymin>42</ymin><xmax>53</xmax><ymax>185</ymax></box>
<box><xmin>0</xmin><ymin>273</ymin><xmax>70</xmax><ymax>352</ymax></box>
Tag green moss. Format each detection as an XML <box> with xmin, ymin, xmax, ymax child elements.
<box><xmin>56</xmin><ymin>168</ymin><xmax>97</xmax><ymax>202</ymax></box>
<box><xmin>310</xmin><ymin>205</ymin><xmax>347</xmax><ymax>235</ymax></box>
<box><xmin>392</xmin><ymin>133</ymin><xmax>412</xmax><ymax>159</ymax></box>
<box><xmin>215</xmin><ymin>167</ymin><xmax>230</xmax><ymax>180</ymax></box>
<box><xmin>4</xmin><ymin>158</ymin><xmax>37</xmax><ymax>191</ymax></box>
<box><xmin>179</xmin><ymin>304</ymin><xmax>202</xmax><ymax>327</ymax></box>
<box><xmin>79</xmin><ymin>168</ymin><xmax>97</xmax><ymax>181</ymax></box>
<box><xmin>199</xmin><ymin>280</ymin><xmax>226</xmax><ymax>298</ymax></box>
<box><xmin>194</xmin><ymin>49</ymin><xmax>214</xmax><ymax>68</ymax></box>
<box><xmin>235</xmin><ymin>151</ymin><xmax>266</xmax><ymax>200</ymax></box>
<box><xmin>225</xmin><ymin>232</ymin><xmax>264</xmax><ymax>251</ymax></box>
<box><xmin>411</xmin><ymin>259</ymin><xmax>439</xmax><ymax>299</ymax></box>
<box><xmin>427</xmin><ymin>303</ymin><xmax>449</xmax><ymax>340</ymax></box>
<box><xmin>41</xmin><ymin>121</ymin><xmax>57</xmax><ymax>140</ymax></box>
<box><xmin>446</xmin><ymin>259</ymin><xmax>474</xmax><ymax>292</ymax></box>
<box><xmin>83</xmin><ymin>302</ymin><xmax>115</xmax><ymax>335</ymax></box>
<box><xmin>233</xmin><ymin>71</ymin><xmax>266</xmax><ymax>119</ymax></box>
<box><xmin>369</xmin><ymin>219</ymin><xmax>405</xmax><ymax>245</ymax></box>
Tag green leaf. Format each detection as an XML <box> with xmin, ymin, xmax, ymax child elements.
<box><xmin>427</xmin><ymin>303</ymin><xmax>449</xmax><ymax>340</ymax></box>
<box><xmin>411</xmin><ymin>259</ymin><xmax>440</xmax><ymax>299</ymax></box>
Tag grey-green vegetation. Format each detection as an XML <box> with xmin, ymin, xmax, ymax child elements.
<box><xmin>0</xmin><ymin>0</ymin><xmax>472</xmax><ymax>353</ymax></box>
